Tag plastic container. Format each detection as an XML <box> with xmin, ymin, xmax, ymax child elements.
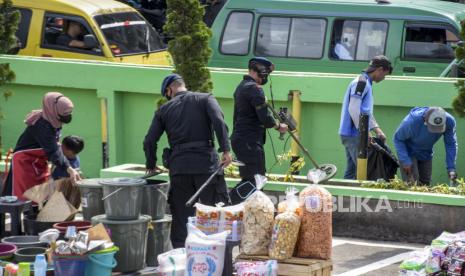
<box><xmin>85</xmin><ymin>246</ymin><xmax>118</xmax><ymax>276</ymax></box>
<box><xmin>53</xmin><ymin>254</ymin><xmax>88</xmax><ymax>276</ymax></box>
<box><xmin>99</xmin><ymin>178</ymin><xmax>146</xmax><ymax>220</ymax></box>
<box><xmin>18</xmin><ymin>262</ymin><xmax>30</xmax><ymax>276</ymax></box>
<box><xmin>146</xmin><ymin>215</ymin><xmax>172</xmax><ymax>266</ymax></box>
<box><xmin>34</xmin><ymin>254</ymin><xmax>47</xmax><ymax>276</ymax></box>
<box><xmin>1</xmin><ymin>236</ymin><xmax>47</xmax><ymax>249</ymax></box>
<box><xmin>14</xmin><ymin>247</ymin><xmax>47</xmax><ymax>263</ymax></box>
<box><xmin>23</xmin><ymin>214</ymin><xmax>60</xmax><ymax>235</ymax></box>
<box><xmin>142</xmin><ymin>180</ymin><xmax>170</xmax><ymax>220</ymax></box>
<box><xmin>53</xmin><ymin>221</ymin><xmax>92</xmax><ymax>234</ymax></box>
<box><xmin>0</xmin><ymin>243</ymin><xmax>17</xmax><ymax>260</ymax></box>
<box><xmin>77</xmin><ymin>178</ymin><xmax>105</xmax><ymax>221</ymax></box>
<box><xmin>92</xmin><ymin>214</ymin><xmax>151</xmax><ymax>272</ymax></box>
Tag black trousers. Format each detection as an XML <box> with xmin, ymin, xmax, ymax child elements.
<box><xmin>229</xmin><ymin>140</ymin><xmax>265</xmax><ymax>204</ymax></box>
<box><xmin>168</xmin><ymin>174</ymin><xmax>228</xmax><ymax>249</ymax></box>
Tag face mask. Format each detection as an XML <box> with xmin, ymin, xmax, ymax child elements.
<box><xmin>59</xmin><ymin>114</ymin><xmax>72</xmax><ymax>124</ymax></box>
<box><xmin>342</xmin><ymin>33</ymin><xmax>355</xmax><ymax>47</ymax></box>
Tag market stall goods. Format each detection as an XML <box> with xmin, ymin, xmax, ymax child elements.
<box><xmin>185</xmin><ymin>223</ymin><xmax>228</xmax><ymax>276</ymax></box>
<box><xmin>269</xmin><ymin>187</ymin><xmax>301</xmax><ymax>260</ymax></box>
<box><xmin>296</xmin><ymin>185</ymin><xmax>332</xmax><ymax>260</ymax></box>
<box><xmin>241</xmin><ymin>189</ymin><xmax>275</xmax><ymax>255</ymax></box>
<box><xmin>235</xmin><ymin>260</ymin><xmax>278</xmax><ymax>276</ymax></box>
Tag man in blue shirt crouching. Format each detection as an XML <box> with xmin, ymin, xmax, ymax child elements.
<box><xmin>393</xmin><ymin>107</ymin><xmax>458</xmax><ymax>185</ymax></box>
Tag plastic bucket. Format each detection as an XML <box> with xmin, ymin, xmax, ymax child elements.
<box><xmin>85</xmin><ymin>246</ymin><xmax>118</xmax><ymax>276</ymax></box>
<box><xmin>142</xmin><ymin>180</ymin><xmax>170</xmax><ymax>220</ymax></box>
<box><xmin>0</xmin><ymin>243</ymin><xmax>16</xmax><ymax>261</ymax></box>
<box><xmin>146</xmin><ymin>215</ymin><xmax>172</xmax><ymax>266</ymax></box>
<box><xmin>14</xmin><ymin>247</ymin><xmax>47</xmax><ymax>263</ymax></box>
<box><xmin>77</xmin><ymin>178</ymin><xmax>105</xmax><ymax>221</ymax></box>
<box><xmin>53</xmin><ymin>255</ymin><xmax>87</xmax><ymax>276</ymax></box>
<box><xmin>1</xmin><ymin>236</ymin><xmax>47</xmax><ymax>249</ymax></box>
<box><xmin>53</xmin><ymin>221</ymin><xmax>92</xmax><ymax>234</ymax></box>
<box><xmin>100</xmin><ymin>178</ymin><xmax>146</xmax><ymax>220</ymax></box>
<box><xmin>23</xmin><ymin>214</ymin><xmax>60</xmax><ymax>235</ymax></box>
<box><xmin>91</xmin><ymin>215</ymin><xmax>151</xmax><ymax>272</ymax></box>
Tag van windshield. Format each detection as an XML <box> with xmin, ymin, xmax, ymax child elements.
<box><xmin>94</xmin><ymin>12</ymin><xmax>165</xmax><ymax>56</ymax></box>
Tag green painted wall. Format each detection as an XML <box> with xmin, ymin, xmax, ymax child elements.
<box><xmin>0</xmin><ymin>55</ymin><xmax>462</xmax><ymax>184</ymax></box>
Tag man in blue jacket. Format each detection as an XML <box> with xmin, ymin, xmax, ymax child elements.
<box><xmin>339</xmin><ymin>55</ymin><xmax>393</xmax><ymax>179</ymax></box>
<box><xmin>393</xmin><ymin>107</ymin><xmax>457</xmax><ymax>185</ymax></box>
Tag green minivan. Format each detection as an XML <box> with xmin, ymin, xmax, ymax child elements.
<box><xmin>209</xmin><ymin>0</ymin><xmax>465</xmax><ymax>77</ymax></box>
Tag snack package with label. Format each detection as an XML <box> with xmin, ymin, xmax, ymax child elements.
<box><xmin>241</xmin><ymin>175</ymin><xmax>275</xmax><ymax>255</ymax></box>
<box><xmin>399</xmin><ymin>249</ymin><xmax>429</xmax><ymax>272</ymax></box>
<box><xmin>158</xmin><ymin>248</ymin><xmax>186</xmax><ymax>276</ymax></box>
<box><xmin>185</xmin><ymin>223</ymin><xmax>227</xmax><ymax>276</ymax></box>
<box><xmin>296</xmin><ymin>185</ymin><xmax>332</xmax><ymax>260</ymax></box>
<box><xmin>235</xmin><ymin>260</ymin><xmax>278</xmax><ymax>276</ymax></box>
<box><xmin>269</xmin><ymin>187</ymin><xmax>301</xmax><ymax>260</ymax></box>
<box><xmin>195</xmin><ymin>204</ymin><xmax>221</xmax><ymax>235</ymax></box>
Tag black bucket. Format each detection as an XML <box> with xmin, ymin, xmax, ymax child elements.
<box><xmin>23</xmin><ymin>214</ymin><xmax>60</xmax><ymax>235</ymax></box>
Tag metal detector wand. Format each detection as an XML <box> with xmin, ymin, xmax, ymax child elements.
<box><xmin>267</xmin><ymin>104</ymin><xmax>321</xmax><ymax>169</ymax></box>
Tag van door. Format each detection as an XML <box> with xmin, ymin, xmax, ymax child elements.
<box><xmin>36</xmin><ymin>12</ymin><xmax>105</xmax><ymax>61</ymax></box>
<box><xmin>395</xmin><ymin>22</ymin><xmax>459</xmax><ymax>77</ymax></box>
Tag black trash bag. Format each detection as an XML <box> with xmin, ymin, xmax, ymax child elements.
<box><xmin>367</xmin><ymin>138</ymin><xmax>399</xmax><ymax>181</ymax></box>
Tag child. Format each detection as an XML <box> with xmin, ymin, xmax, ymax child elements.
<box><xmin>52</xmin><ymin>135</ymin><xmax>84</xmax><ymax>180</ymax></box>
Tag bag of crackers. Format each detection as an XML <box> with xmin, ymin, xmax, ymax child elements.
<box><xmin>241</xmin><ymin>175</ymin><xmax>275</xmax><ymax>255</ymax></box>
<box><xmin>296</xmin><ymin>184</ymin><xmax>332</xmax><ymax>260</ymax></box>
<box><xmin>194</xmin><ymin>202</ymin><xmax>244</xmax><ymax>241</ymax></box>
<box><xmin>269</xmin><ymin>187</ymin><xmax>301</xmax><ymax>260</ymax></box>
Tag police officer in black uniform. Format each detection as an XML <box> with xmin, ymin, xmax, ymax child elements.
<box><xmin>229</xmin><ymin>57</ymin><xmax>287</xmax><ymax>203</ymax></box>
<box><xmin>143</xmin><ymin>73</ymin><xmax>232</xmax><ymax>248</ymax></box>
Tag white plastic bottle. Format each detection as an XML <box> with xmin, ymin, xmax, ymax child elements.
<box><xmin>33</xmin><ymin>254</ymin><xmax>47</xmax><ymax>276</ymax></box>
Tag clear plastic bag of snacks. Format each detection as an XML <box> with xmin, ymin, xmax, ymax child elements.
<box><xmin>241</xmin><ymin>175</ymin><xmax>275</xmax><ymax>255</ymax></box>
<box><xmin>296</xmin><ymin>185</ymin><xmax>332</xmax><ymax>260</ymax></box>
<box><xmin>269</xmin><ymin>187</ymin><xmax>301</xmax><ymax>260</ymax></box>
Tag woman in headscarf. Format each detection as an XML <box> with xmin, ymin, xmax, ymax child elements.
<box><xmin>3</xmin><ymin>92</ymin><xmax>81</xmax><ymax>200</ymax></box>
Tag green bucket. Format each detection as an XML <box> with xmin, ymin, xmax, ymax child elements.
<box><xmin>85</xmin><ymin>246</ymin><xmax>119</xmax><ymax>276</ymax></box>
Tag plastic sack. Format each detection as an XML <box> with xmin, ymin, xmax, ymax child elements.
<box><xmin>399</xmin><ymin>249</ymin><xmax>429</xmax><ymax>272</ymax></box>
<box><xmin>269</xmin><ymin>187</ymin><xmax>301</xmax><ymax>260</ymax></box>
<box><xmin>235</xmin><ymin>260</ymin><xmax>278</xmax><ymax>276</ymax></box>
<box><xmin>296</xmin><ymin>185</ymin><xmax>332</xmax><ymax>260</ymax></box>
<box><xmin>193</xmin><ymin>202</ymin><xmax>244</xmax><ymax>241</ymax></box>
<box><xmin>277</xmin><ymin>187</ymin><xmax>301</xmax><ymax>216</ymax></box>
<box><xmin>185</xmin><ymin>223</ymin><xmax>227</xmax><ymax>276</ymax></box>
<box><xmin>158</xmin><ymin>248</ymin><xmax>186</xmax><ymax>276</ymax></box>
<box><xmin>241</xmin><ymin>175</ymin><xmax>275</xmax><ymax>255</ymax></box>
<box><xmin>195</xmin><ymin>204</ymin><xmax>221</xmax><ymax>234</ymax></box>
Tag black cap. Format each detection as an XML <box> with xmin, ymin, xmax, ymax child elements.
<box><xmin>364</xmin><ymin>55</ymin><xmax>393</xmax><ymax>74</ymax></box>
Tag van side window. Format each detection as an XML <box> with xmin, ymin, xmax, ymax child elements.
<box><xmin>15</xmin><ymin>8</ymin><xmax>32</xmax><ymax>49</ymax></box>
<box><xmin>331</xmin><ymin>20</ymin><xmax>388</xmax><ymax>61</ymax></box>
<box><xmin>256</xmin><ymin>16</ymin><xmax>326</xmax><ymax>59</ymax></box>
<box><xmin>42</xmin><ymin>14</ymin><xmax>102</xmax><ymax>55</ymax></box>
<box><xmin>220</xmin><ymin>12</ymin><xmax>253</xmax><ymax>55</ymax></box>
<box><xmin>404</xmin><ymin>24</ymin><xmax>458</xmax><ymax>61</ymax></box>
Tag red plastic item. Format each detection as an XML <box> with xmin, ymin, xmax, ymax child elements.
<box><xmin>53</xmin><ymin>221</ymin><xmax>92</xmax><ymax>234</ymax></box>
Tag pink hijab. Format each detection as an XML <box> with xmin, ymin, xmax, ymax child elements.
<box><xmin>25</xmin><ymin>92</ymin><xmax>74</xmax><ymax>128</ymax></box>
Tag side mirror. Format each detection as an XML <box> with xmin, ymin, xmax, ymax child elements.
<box><xmin>83</xmin><ymin>34</ymin><xmax>98</xmax><ymax>49</ymax></box>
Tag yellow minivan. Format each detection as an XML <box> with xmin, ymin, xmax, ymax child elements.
<box><xmin>8</xmin><ymin>0</ymin><xmax>170</xmax><ymax>65</ymax></box>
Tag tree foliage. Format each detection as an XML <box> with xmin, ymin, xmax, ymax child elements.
<box><xmin>164</xmin><ymin>0</ymin><xmax>213</xmax><ymax>92</ymax></box>
<box><xmin>453</xmin><ymin>21</ymin><xmax>465</xmax><ymax>117</ymax></box>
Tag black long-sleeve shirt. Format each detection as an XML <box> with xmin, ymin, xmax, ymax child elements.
<box><xmin>14</xmin><ymin>117</ymin><xmax>70</xmax><ymax>171</ymax></box>
<box><xmin>143</xmin><ymin>91</ymin><xmax>230</xmax><ymax>175</ymax></box>
<box><xmin>231</xmin><ymin>75</ymin><xmax>276</xmax><ymax>145</ymax></box>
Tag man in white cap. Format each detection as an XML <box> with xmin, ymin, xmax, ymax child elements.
<box><xmin>393</xmin><ymin>107</ymin><xmax>458</xmax><ymax>185</ymax></box>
